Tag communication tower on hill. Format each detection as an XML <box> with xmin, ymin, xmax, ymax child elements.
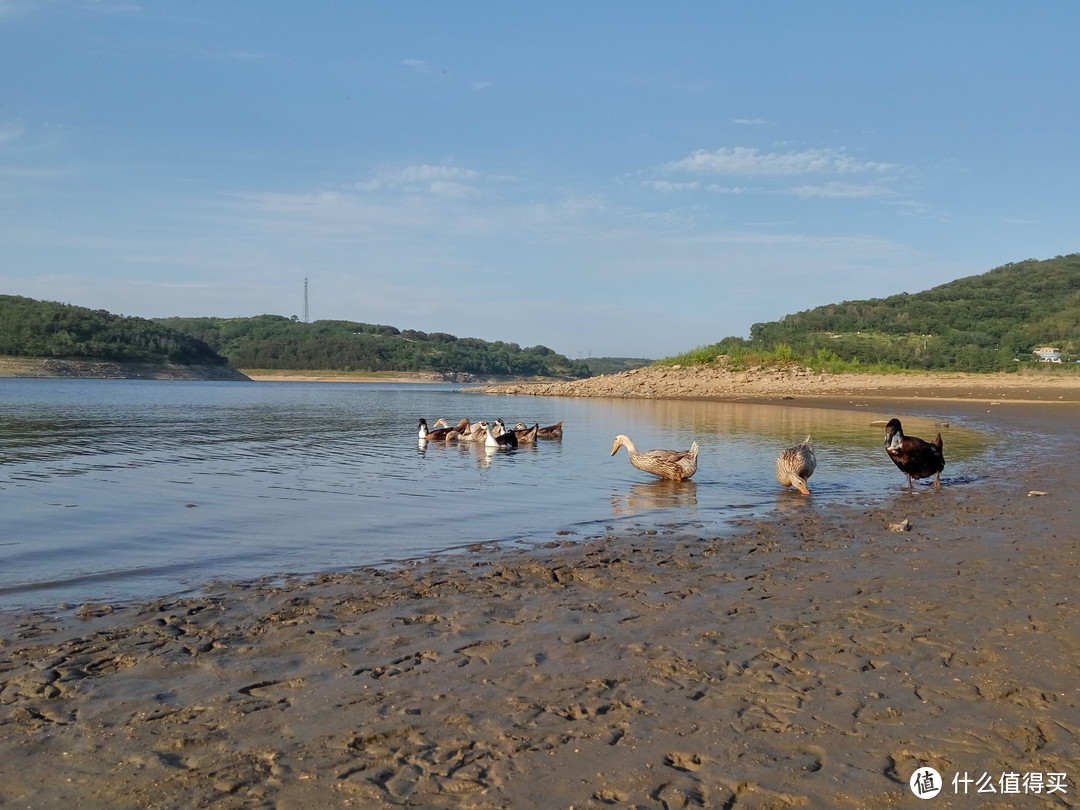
<box><xmin>303</xmin><ymin>277</ymin><xmax>309</xmax><ymax>323</ymax></box>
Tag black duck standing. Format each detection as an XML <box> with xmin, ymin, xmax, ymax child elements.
<box><xmin>884</xmin><ymin>418</ymin><xmax>944</xmax><ymax>490</ymax></box>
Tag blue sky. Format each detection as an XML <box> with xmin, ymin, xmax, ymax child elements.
<box><xmin>2</xmin><ymin>2</ymin><xmax>1077</xmax><ymax>359</ymax></box>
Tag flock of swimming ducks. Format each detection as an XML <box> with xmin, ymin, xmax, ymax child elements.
<box><xmin>419</xmin><ymin>416</ymin><xmax>945</xmax><ymax>493</ymax></box>
<box><xmin>418</xmin><ymin>417</ymin><xmax>563</xmax><ymax>448</ymax></box>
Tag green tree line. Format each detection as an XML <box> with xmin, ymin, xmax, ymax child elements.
<box><xmin>155</xmin><ymin>315</ymin><xmax>592</xmax><ymax>378</ymax></box>
<box><xmin>668</xmin><ymin>254</ymin><xmax>1080</xmax><ymax>372</ymax></box>
<box><xmin>0</xmin><ymin>295</ymin><xmax>228</xmax><ymax>366</ymax></box>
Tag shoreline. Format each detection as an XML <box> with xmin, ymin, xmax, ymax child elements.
<box><xmin>469</xmin><ymin>363</ymin><xmax>1080</xmax><ymax>405</ymax></box>
<box><xmin>1</xmin><ymin>378</ymin><xmax>1078</xmax><ymax>807</ymax></box>
<box><xmin>5</xmin><ymin>354</ymin><xmax>1078</xmax><ymax>404</ymax></box>
<box><xmin>240</xmin><ymin>369</ymin><xmax>451</xmax><ymax>383</ymax></box>
<box><xmin>0</xmin><ymin>356</ymin><xmax>249</xmax><ymax>382</ymax></box>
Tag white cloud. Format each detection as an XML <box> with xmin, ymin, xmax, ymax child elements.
<box><xmin>732</xmin><ymin>118</ymin><xmax>769</xmax><ymax>126</ymax></box>
<box><xmin>400</xmin><ymin>59</ymin><xmax>430</xmax><ymax>73</ymax></box>
<box><xmin>667</xmin><ymin>146</ymin><xmax>895</xmax><ymax>176</ymax></box>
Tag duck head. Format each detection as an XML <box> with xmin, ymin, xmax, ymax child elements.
<box><xmin>884</xmin><ymin>418</ymin><xmax>904</xmax><ymax>450</ymax></box>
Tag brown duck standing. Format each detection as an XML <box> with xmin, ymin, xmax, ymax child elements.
<box><xmin>776</xmin><ymin>435</ymin><xmax>816</xmax><ymax>495</ymax></box>
<box><xmin>611</xmin><ymin>435</ymin><xmax>699</xmax><ymax>481</ymax></box>
<box><xmin>884</xmin><ymin>418</ymin><xmax>944</xmax><ymax>490</ymax></box>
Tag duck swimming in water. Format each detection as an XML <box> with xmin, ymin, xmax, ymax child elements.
<box><xmin>775</xmin><ymin>436</ymin><xmax>816</xmax><ymax>495</ymax></box>
<box><xmin>417</xmin><ymin>418</ymin><xmax>458</xmax><ymax>441</ymax></box>
<box><xmin>509</xmin><ymin>422</ymin><xmax>540</xmax><ymax>444</ymax></box>
<box><xmin>481</xmin><ymin>420</ymin><xmax>518</xmax><ymax>449</ymax></box>
<box><xmin>610</xmin><ymin>435</ymin><xmax>699</xmax><ymax>481</ymax></box>
<box><xmin>884</xmin><ymin>418</ymin><xmax>944</xmax><ymax>490</ymax></box>
<box><xmin>516</xmin><ymin>420</ymin><xmax>563</xmax><ymax>439</ymax></box>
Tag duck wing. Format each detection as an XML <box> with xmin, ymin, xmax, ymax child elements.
<box><xmin>630</xmin><ymin>442</ymin><xmax>699</xmax><ymax>480</ymax></box>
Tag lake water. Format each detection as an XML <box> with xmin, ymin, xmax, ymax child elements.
<box><xmin>0</xmin><ymin>378</ymin><xmax>993</xmax><ymax>612</ymax></box>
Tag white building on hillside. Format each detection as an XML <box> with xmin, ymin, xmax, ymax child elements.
<box><xmin>1033</xmin><ymin>347</ymin><xmax>1062</xmax><ymax>363</ymax></box>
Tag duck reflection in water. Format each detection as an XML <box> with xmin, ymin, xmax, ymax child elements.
<box><xmin>611</xmin><ymin>478</ymin><xmax>698</xmax><ymax>515</ymax></box>
<box><xmin>772</xmin><ymin>487</ymin><xmax>819</xmax><ymax>516</ymax></box>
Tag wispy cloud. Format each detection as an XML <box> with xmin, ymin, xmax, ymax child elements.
<box><xmin>0</xmin><ymin>0</ymin><xmax>26</xmax><ymax>20</ymax></box>
<box><xmin>887</xmin><ymin>199</ymin><xmax>949</xmax><ymax>221</ymax></box>
<box><xmin>644</xmin><ymin>180</ymin><xmax>701</xmax><ymax>192</ymax></box>
<box><xmin>704</xmin><ymin>185</ymin><xmax>750</xmax><ymax>194</ymax></box>
<box><xmin>230</xmin><ymin>50</ymin><xmax>272</xmax><ymax>61</ymax></box>
<box><xmin>667</xmin><ymin>146</ymin><xmax>895</xmax><ymax>176</ymax></box>
<box><xmin>0</xmin><ymin>120</ymin><xmax>25</xmax><ymax>144</ymax></box>
<box><xmin>787</xmin><ymin>181</ymin><xmax>889</xmax><ymax>199</ymax></box>
<box><xmin>400</xmin><ymin>59</ymin><xmax>431</xmax><ymax>73</ymax></box>
<box><xmin>353</xmin><ymin>163</ymin><xmax>488</xmax><ymax>197</ymax></box>
<box><xmin>0</xmin><ymin>165</ymin><xmax>72</xmax><ymax>180</ymax></box>
<box><xmin>398</xmin><ymin>164</ymin><xmax>478</xmax><ymax>183</ymax></box>
<box><xmin>81</xmin><ymin>1</ymin><xmax>143</xmax><ymax>14</ymax></box>
<box><xmin>221</xmin><ymin>164</ymin><xmax>514</xmax><ymax>240</ymax></box>
<box><xmin>732</xmin><ymin>118</ymin><xmax>769</xmax><ymax>126</ymax></box>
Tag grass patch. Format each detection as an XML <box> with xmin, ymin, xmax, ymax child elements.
<box><xmin>659</xmin><ymin>343</ymin><xmax>910</xmax><ymax>374</ymax></box>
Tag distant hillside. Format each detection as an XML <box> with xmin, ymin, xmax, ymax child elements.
<box><xmin>672</xmin><ymin>254</ymin><xmax>1080</xmax><ymax>373</ymax></box>
<box><xmin>156</xmin><ymin>315</ymin><xmax>592</xmax><ymax>379</ymax></box>
<box><xmin>0</xmin><ymin>295</ymin><xmax>232</xmax><ymax>369</ymax></box>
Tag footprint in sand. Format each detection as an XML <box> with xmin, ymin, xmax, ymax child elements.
<box><xmin>664</xmin><ymin>750</ymin><xmax>706</xmax><ymax>772</ymax></box>
<box><xmin>453</xmin><ymin>639</ymin><xmax>509</xmax><ymax>666</ymax></box>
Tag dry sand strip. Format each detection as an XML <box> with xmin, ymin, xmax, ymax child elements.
<box><xmin>1</xmin><ymin>392</ymin><xmax>1078</xmax><ymax>808</ymax></box>
<box><xmin>468</xmin><ymin>365</ymin><xmax>1080</xmax><ymax>405</ymax></box>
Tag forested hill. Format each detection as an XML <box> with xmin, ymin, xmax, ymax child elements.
<box><xmin>740</xmin><ymin>254</ymin><xmax>1079</xmax><ymax>371</ymax></box>
<box><xmin>0</xmin><ymin>295</ymin><xmax>229</xmax><ymax>367</ymax></box>
<box><xmin>156</xmin><ymin>315</ymin><xmax>592</xmax><ymax>379</ymax></box>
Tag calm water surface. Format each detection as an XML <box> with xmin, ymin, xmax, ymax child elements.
<box><xmin>1</xmin><ymin>378</ymin><xmax>994</xmax><ymax>611</ymax></box>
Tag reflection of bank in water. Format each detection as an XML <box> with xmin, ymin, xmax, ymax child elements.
<box><xmin>611</xmin><ymin>478</ymin><xmax>698</xmax><ymax>515</ymax></box>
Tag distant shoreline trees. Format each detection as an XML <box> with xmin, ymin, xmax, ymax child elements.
<box><xmin>0</xmin><ymin>296</ymin><xmax>607</xmax><ymax>378</ymax></box>
<box><xmin>0</xmin><ymin>295</ymin><xmax>228</xmax><ymax>366</ymax></box>
<box><xmin>155</xmin><ymin>315</ymin><xmax>593</xmax><ymax>378</ymax></box>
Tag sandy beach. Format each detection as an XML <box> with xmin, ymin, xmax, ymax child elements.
<box><xmin>2</xmin><ymin>367</ymin><xmax>1078</xmax><ymax>809</ymax></box>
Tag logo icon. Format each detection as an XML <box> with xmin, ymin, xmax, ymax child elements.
<box><xmin>910</xmin><ymin>767</ymin><xmax>943</xmax><ymax>799</ymax></box>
